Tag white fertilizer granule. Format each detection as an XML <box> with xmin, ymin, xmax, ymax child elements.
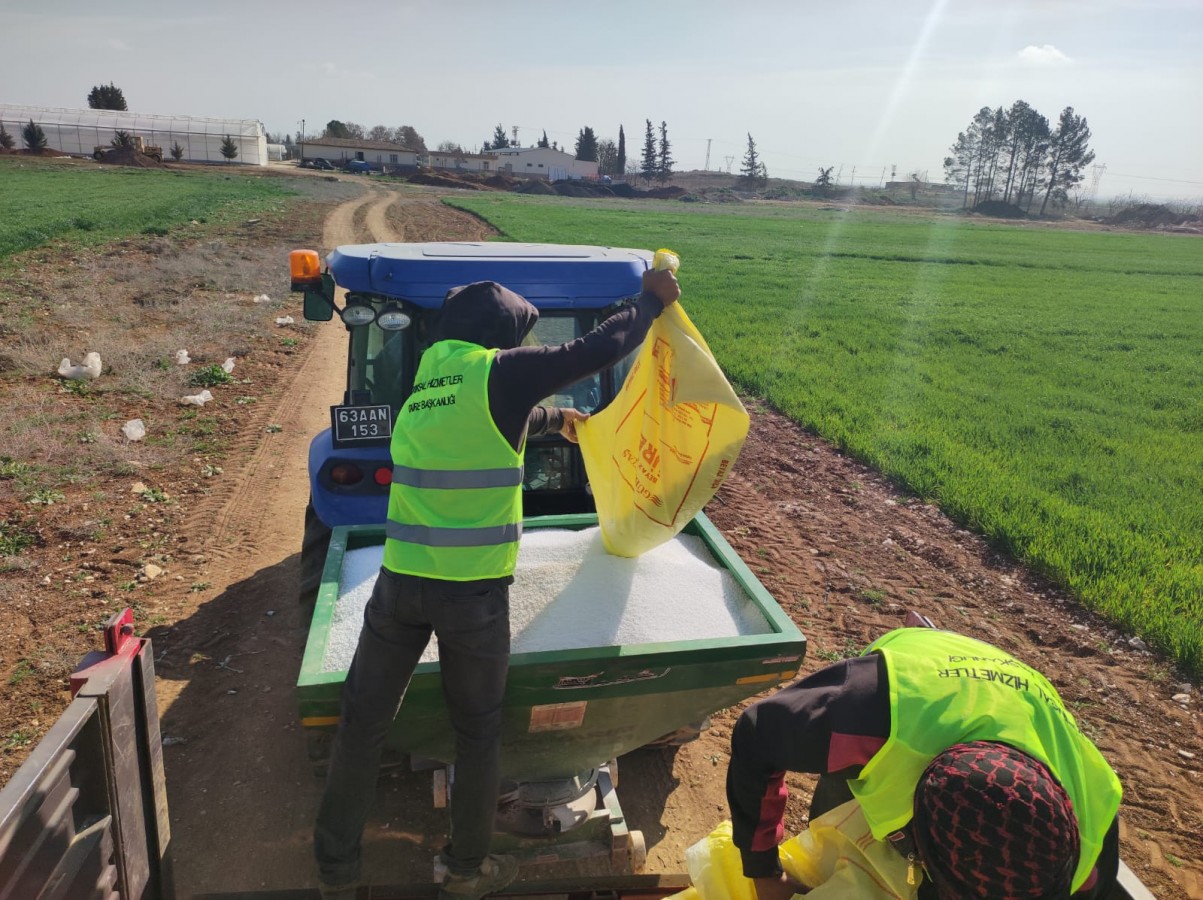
<box><xmin>319</xmin><ymin>527</ymin><xmax>772</xmax><ymax>674</ymax></box>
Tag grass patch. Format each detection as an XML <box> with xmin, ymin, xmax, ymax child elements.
<box><xmin>448</xmin><ymin>194</ymin><xmax>1203</xmax><ymax>676</ymax></box>
<box><xmin>0</xmin><ymin>158</ymin><xmax>292</xmax><ymax>259</ymax></box>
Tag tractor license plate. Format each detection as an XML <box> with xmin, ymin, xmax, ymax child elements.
<box><xmin>331</xmin><ymin>404</ymin><xmax>392</xmax><ymax>446</ymax></box>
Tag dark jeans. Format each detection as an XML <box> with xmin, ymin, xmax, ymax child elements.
<box><xmin>314</xmin><ymin>567</ymin><xmax>511</xmax><ymax>885</ymax></box>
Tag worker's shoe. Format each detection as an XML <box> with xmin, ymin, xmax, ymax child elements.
<box><xmin>438</xmin><ymin>853</ymin><xmax>519</xmax><ymax>900</ymax></box>
<box><xmin>317</xmin><ymin>880</ymin><xmax>358</xmax><ymax>900</ymax></box>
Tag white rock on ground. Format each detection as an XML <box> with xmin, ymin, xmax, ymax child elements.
<box><xmin>57</xmin><ymin>351</ymin><xmax>103</xmax><ymax>380</ymax></box>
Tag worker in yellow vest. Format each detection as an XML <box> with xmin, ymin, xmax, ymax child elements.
<box><xmin>727</xmin><ymin>624</ymin><xmax>1122</xmax><ymax>899</ymax></box>
<box><xmin>314</xmin><ymin>270</ymin><xmax>681</xmax><ymax>900</ymax></box>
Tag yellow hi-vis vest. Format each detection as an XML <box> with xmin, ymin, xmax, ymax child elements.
<box><xmin>850</xmin><ymin>628</ymin><xmax>1122</xmax><ymax>893</ymax></box>
<box><xmin>382</xmin><ymin>341</ymin><xmax>523</xmax><ymax>580</ymax></box>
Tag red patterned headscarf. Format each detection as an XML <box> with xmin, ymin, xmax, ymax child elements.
<box><xmin>912</xmin><ymin>741</ymin><xmax>1080</xmax><ymax>899</ymax></box>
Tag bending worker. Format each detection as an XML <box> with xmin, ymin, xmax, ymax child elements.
<box><xmin>727</xmin><ymin>625</ymin><xmax>1122</xmax><ymax>899</ymax></box>
<box><xmin>314</xmin><ymin>268</ymin><xmax>682</xmax><ymax>900</ymax></box>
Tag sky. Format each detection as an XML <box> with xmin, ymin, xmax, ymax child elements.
<box><xmin>3</xmin><ymin>0</ymin><xmax>1201</xmax><ymax>203</ymax></box>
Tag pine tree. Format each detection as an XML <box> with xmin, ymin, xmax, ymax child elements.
<box><xmin>87</xmin><ymin>83</ymin><xmax>127</xmax><ymax>111</ymax></box>
<box><xmin>538</xmin><ymin>130</ymin><xmax>550</xmax><ymax>148</ymax></box>
<box><xmin>575</xmin><ymin>126</ymin><xmax>598</xmax><ymax>161</ymax></box>
<box><xmin>1039</xmin><ymin>106</ymin><xmax>1094</xmax><ymax>215</ymax></box>
<box><xmin>616</xmin><ymin>125</ymin><xmax>626</xmax><ymax>177</ymax></box>
<box><xmin>740</xmin><ymin>133</ymin><xmax>764</xmax><ymax>184</ymax></box>
<box><xmin>220</xmin><ymin>135</ymin><xmax>238</xmax><ymax>162</ymax></box>
<box><xmin>640</xmin><ymin>119</ymin><xmax>657</xmax><ymax>184</ymax></box>
<box><xmin>170</xmin><ymin>141</ymin><xmax>184</xmax><ymax>161</ymax></box>
<box><xmin>0</xmin><ymin>123</ymin><xmax>14</xmax><ymax>150</ymax></box>
<box><xmin>22</xmin><ymin>120</ymin><xmax>47</xmax><ymax>151</ymax></box>
<box><xmin>491</xmin><ymin>123</ymin><xmax>510</xmax><ymax>150</ymax></box>
<box><xmin>657</xmin><ymin>121</ymin><xmax>673</xmax><ymax>183</ymax></box>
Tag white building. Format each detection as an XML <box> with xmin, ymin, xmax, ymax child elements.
<box><xmin>490</xmin><ymin>146</ymin><xmax>599</xmax><ymax>181</ymax></box>
<box><xmin>299</xmin><ymin>136</ymin><xmax>418</xmax><ymax>171</ymax></box>
<box><xmin>422</xmin><ymin>149</ymin><xmax>499</xmax><ymax>173</ymax></box>
<box><xmin>0</xmin><ymin>104</ymin><xmax>267</xmax><ymax>165</ymax></box>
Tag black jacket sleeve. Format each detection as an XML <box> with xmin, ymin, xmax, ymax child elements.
<box><xmin>488</xmin><ymin>292</ymin><xmax>662</xmax><ymax>450</ymax></box>
<box><xmin>726</xmin><ymin>654</ymin><xmax>890</xmax><ymax>878</ymax></box>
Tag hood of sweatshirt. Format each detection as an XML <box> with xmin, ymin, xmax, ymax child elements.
<box><xmin>435</xmin><ymin>281</ymin><xmax>539</xmax><ymax>350</ymax></box>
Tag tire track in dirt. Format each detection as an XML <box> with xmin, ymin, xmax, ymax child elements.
<box><xmin>363</xmin><ymin>189</ymin><xmax>404</xmax><ymax>243</ymax></box>
<box><xmin>192</xmin><ymin>189</ymin><xmax>391</xmax><ymax>562</ymax></box>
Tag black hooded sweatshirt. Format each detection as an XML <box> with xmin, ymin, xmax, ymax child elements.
<box><xmin>434</xmin><ymin>280</ymin><xmax>663</xmax><ymax>451</ymax></box>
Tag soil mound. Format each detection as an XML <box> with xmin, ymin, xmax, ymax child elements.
<box><xmin>515</xmin><ymin>180</ymin><xmax>556</xmax><ymax>195</ymax></box>
<box><xmin>405</xmin><ymin>172</ymin><xmax>485</xmax><ymax>190</ymax></box>
<box><xmin>1106</xmin><ymin>203</ymin><xmax>1199</xmax><ymax>229</ymax></box>
<box><xmin>96</xmin><ymin>148</ymin><xmax>166</xmax><ymax>168</ymax></box>
<box><xmin>15</xmin><ymin>147</ymin><xmax>69</xmax><ymax>158</ymax></box>
<box><xmin>972</xmin><ymin>200</ymin><xmax>1026</xmax><ymax>219</ymax></box>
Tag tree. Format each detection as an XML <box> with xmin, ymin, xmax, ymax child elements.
<box><xmin>0</xmin><ymin>123</ymin><xmax>13</xmax><ymax>150</ymax></box>
<box><xmin>220</xmin><ymin>135</ymin><xmax>238</xmax><ymax>162</ymax></box>
<box><xmin>1039</xmin><ymin>106</ymin><xmax>1094</xmax><ymax>216</ymax></box>
<box><xmin>22</xmin><ymin>120</ymin><xmax>47</xmax><ymax>152</ymax></box>
<box><xmin>170</xmin><ymin>141</ymin><xmax>184</xmax><ymax>161</ymax></box>
<box><xmin>943</xmin><ymin>107</ymin><xmax>992</xmax><ymax>208</ymax></box>
<box><xmin>111</xmin><ymin>130</ymin><xmax>136</xmax><ymax>149</ymax></box>
<box><xmin>908</xmin><ymin>171</ymin><xmax>924</xmax><ymax>200</ymax></box>
<box><xmin>87</xmin><ymin>83</ymin><xmax>127</xmax><ymax>111</ymax></box>
<box><xmin>657</xmin><ymin>121</ymin><xmax>673</xmax><ymax>183</ymax></box>
<box><xmin>395</xmin><ymin>126</ymin><xmax>426</xmax><ymax>152</ymax></box>
<box><xmin>596</xmin><ymin>139</ymin><xmax>617</xmax><ymax>177</ymax></box>
<box><xmin>323</xmin><ymin>120</ymin><xmax>351</xmax><ymax>139</ymax></box>
<box><xmin>368</xmin><ymin>125</ymin><xmax>392</xmax><ymax>142</ymax></box>
<box><xmin>640</xmin><ymin>119</ymin><xmax>657</xmax><ymax>184</ymax></box>
<box><xmin>616</xmin><ymin>125</ymin><xmax>626</xmax><ymax>178</ymax></box>
<box><xmin>436</xmin><ymin>140</ymin><xmax>465</xmax><ymax>154</ymax></box>
<box><xmin>740</xmin><ymin>133</ymin><xmax>765</xmax><ymax>184</ymax></box>
<box><xmin>575</xmin><ymin>126</ymin><xmax>598</xmax><ymax>162</ymax></box>
<box><xmin>814</xmin><ymin>166</ymin><xmax>835</xmax><ymax>196</ymax></box>
<box><xmin>491</xmin><ymin>123</ymin><xmax>510</xmax><ymax>150</ymax></box>
<box><xmin>538</xmin><ymin>130</ymin><xmax>550</xmax><ymax>149</ymax></box>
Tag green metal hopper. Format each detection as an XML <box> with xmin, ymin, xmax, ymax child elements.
<box><xmin>297</xmin><ymin>513</ymin><xmax>806</xmax><ymax>782</ymax></box>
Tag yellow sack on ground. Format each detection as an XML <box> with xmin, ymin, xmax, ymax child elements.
<box><xmin>577</xmin><ymin>302</ymin><xmax>749</xmax><ymax>557</ymax></box>
<box><xmin>667</xmin><ymin>804</ymin><xmax>919</xmax><ymax>900</ymax></box>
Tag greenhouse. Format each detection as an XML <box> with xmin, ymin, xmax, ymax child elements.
<box><xmin>0</xmin><ymin>104</ymin><xmax>268</xmax><ymax>165</ymax></box>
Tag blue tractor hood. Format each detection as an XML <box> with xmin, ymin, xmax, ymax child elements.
<box><xmin>326</xmin><ymin>242</ymin><xmax>653</xmax><ymax>310</ymax></box>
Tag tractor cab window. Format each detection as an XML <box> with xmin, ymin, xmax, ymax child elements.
<box><xmin>347</xmin><ymin>315</ymin><xmax>418</xmax><ymax>408</ymax></box>
<box><xmin>526</xmin><ymin>313</ymin><xmax>603</xmax><ymax>413</ymax></box>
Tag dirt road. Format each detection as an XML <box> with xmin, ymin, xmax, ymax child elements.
<box><xmin>147</xmin><ymin>189</ymin><xmax>1201</xmax><ymax>899</ymax></box>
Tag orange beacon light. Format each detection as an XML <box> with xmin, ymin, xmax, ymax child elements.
<box><xmin>290</xmin><ymin>249</ymin><xmax>322</xmax><ymax>291</ymax></box>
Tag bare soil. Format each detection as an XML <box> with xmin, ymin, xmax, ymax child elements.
<box><xmin>1</xmin><ymin>182</ymin><xmax>1200</xmax><ymax>899</ymax></box>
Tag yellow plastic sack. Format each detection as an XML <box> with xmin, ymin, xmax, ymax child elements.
<box><xmin>577</xmin><ymin>301</ymin><xmax>749</xmax><ymax>557</ymax></box>
<box><xmin>667</xmin><ymin>804</ymin><xmax>919</xmax><ymax>900</ymax></box>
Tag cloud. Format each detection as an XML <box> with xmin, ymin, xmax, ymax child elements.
<box><xmin>1017</xmin><ymin>44</ymin><xmax>1072</xmax><ymax>65</ymax></box>
<box><xmin>108</xmin><ymin>38</ymin><xmax>130</xmax><ymax>51</ymax></box>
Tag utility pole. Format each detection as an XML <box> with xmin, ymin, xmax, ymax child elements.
<box><xmin>723</xmin><ymin>155</ymin><xmax>734</xmax><ymax>174</ymax></box>
<box><xmin>1089</xmin><ymin>163</ymin><xmax>1107</xmax><ymax>203</ymax></box>
<box><xmin>511</xmin><ymin>125</ymin><xmax>519</xmax><ymax>147</ymax></box>
<box><xmin>704</xmin><ymin>138</ymin><xmax>711</xmax><ymax>172</ymax></box>
<box><xmin>879</xmin><ymin>166</ymin><xmax>886</xmax><ymax>187</ymax></box>
<box><xmin>850</xmin><ymin>166</ymin><xmax>857</xmax><ymax>186</ymax></box>
<box><xmin>298</xmin><ymin>119</ymin><xmax>305</xmax><ymax>161</ymax></box>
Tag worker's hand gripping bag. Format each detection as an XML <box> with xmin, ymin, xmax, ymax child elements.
<box><xmin>666</xmin><ymin>804</ymin><xmax>919</xmax><ymax>900</ymax></box>
<box><xmin>578</xmin><ymin>299</ymin><xmax>749</xmax><ymax>557</ymax></box>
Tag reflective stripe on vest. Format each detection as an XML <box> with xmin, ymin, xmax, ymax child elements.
<box><xmin>391</xmin><ymin>464</ymin><xmax>524</xmax><ymax>490</ymax></box>
<box><xmin>385</xmin><ymin>520</ymin><xmax>522</xmax><ymax>547</ymax></box>
<box><xmin>850</xmin><ymin>628</ymin><xmax>1122</xmax><ymax>892</ymax></box>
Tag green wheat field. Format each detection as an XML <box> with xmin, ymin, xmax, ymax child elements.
<box><xmin>450</xmin><ymin>194</ymin><xmax>1203</xmax><ymax>675</ymax></box>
